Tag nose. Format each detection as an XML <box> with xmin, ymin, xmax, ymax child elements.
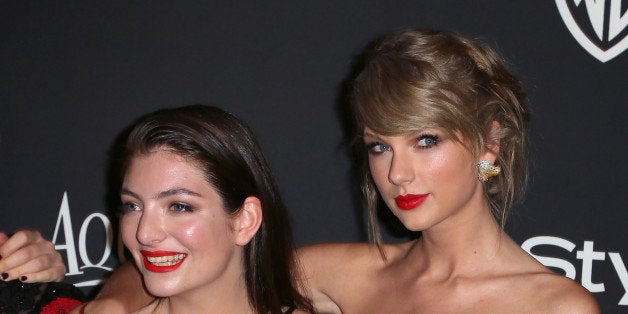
<box><xmin>136</xmin><ymin>208</ymin><xmax>167</xmax><ymax>246</ymax></box>
<box><xmin>388</xmin><ymin>150</ymin><xmax>415</xmax><ymax>186</ymax></box>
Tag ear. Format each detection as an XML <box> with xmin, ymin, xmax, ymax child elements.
<box><xmin>233</xmin><ymin>196</ymin><xmax>263</xmax><ymax>246</ymax></box>
<box><xmin>480</xmin><ymin>120</ymin><xmax>501</xmax><ymax>163</ymax></box>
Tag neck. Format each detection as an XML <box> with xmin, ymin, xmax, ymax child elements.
<box><xmin>155</xmin><ymin>280</ymin><xmax>254</xmax><ymax>314</ymax></box>
<box><xmin>407</xmin><ymin>192</ymin><xmax>510</xmax><ymax>279</ymax></box>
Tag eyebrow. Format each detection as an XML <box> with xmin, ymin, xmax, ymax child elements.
<box><xmin>120</xmin><ymin>187</ymin><xmax>203</xmax><ymax>200</ymax></box>
<box><xmin>364</xmin><ymin>128</ymin><xmax>439</xmax><ymax>140</ymax></box>
<box><xmin>362</xmin><ymin>131</ymin><xmax>381</xmax><ymax>141</ymax></box>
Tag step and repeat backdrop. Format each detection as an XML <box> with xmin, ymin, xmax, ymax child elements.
<box><xmin>2</xmin><ymin>1</ymin><xmax>626</xmax><ymax>311</ymax></box>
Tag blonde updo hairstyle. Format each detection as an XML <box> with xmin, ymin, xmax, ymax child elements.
<box><xmin>350</xmin><ymin>29</ymin><xmax>530</xmax><ymax>244</ymax></box>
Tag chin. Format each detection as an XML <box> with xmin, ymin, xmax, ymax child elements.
<box><xmin>403</xmin><ymin>224</ymin><xmax>428</xmax><ymax>233</ymax></box>
<box><xmin>141</xmin><ymin>273</ymin><xmax>186</xmax><ymax>298</ymax></box>
<box><xmin>397</xmin><ymin>217</ymin><xmax>432</xmax><ymax>232</ymax></box>
<box><xmin>144</xmin><ymin>281</ymin><xmax>182</xmax><ymax>298</ymax></box>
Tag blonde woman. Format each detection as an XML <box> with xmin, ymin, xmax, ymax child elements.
<box><xmin>300</xmin><ymin>28</ymin><xmax>599</xmax><ymax>313</ymax></box>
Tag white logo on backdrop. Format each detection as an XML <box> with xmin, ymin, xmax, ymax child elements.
<box><xmin>52</xmin><ymin>192</ymin><xmax>116</xmax><ymax>287</ymax></box>
<box><xmin>555</xmin><ymin>0</ymin><xmax>628</xmax><ymax>62</ymax></box>
<box><xmin>522</xmin><ymin>236</ymin><xmax>628</xmax><ymax>306</ymax></box>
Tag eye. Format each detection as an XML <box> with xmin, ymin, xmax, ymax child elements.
<box><xmin>170</xmin><ymin>203</ymin><xmax>193</xmax><ymax>213</ymax></box>
<box><xmin>120</xmin><ymin>202</ymin><xmax>140</xmax><ymax>213</ymax></box>
<box><xmin>417</xmin><ymin>134</ymin><xmax>439</xmax><ymax>148</ymax></box>
<box><xmin>365</xmin><ymin>142</ymin><xmax>391</xmax><ymax>154</ymax></box>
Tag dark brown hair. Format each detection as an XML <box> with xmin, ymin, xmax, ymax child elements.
<box><xmin>351</xmin><ymin>29</ymin><xmax>530</xmax><ymax>244</ymax></box>
<box><xmin>120</xmin><ymin>105</ymin><xmax>312</xmax><ymax>313</ymax></box>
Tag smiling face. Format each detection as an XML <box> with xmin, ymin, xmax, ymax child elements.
<box><xmin>364</xmin><ymin>127</ymin><xmax>493</xmax><ymax>232</ymax></box>
<box><xmin>120</xmin><ymin>149</ymin><xmax>243</xmax><ymax>298</ymax></box>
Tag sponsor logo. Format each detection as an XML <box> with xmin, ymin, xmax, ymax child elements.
<box><xmin>555</xmin><ymin>0</ymin><xmax>628</xmax><ymax>62</ymax></box>
<box><xmin>522</xmin><ymin>235</ymin><xmax>628</xmax><ymax>306</ymax></box>
<box><xmin>52</xmin><ymin>192</ymin><xmax>118</xmax><ymax>287</ymax></box>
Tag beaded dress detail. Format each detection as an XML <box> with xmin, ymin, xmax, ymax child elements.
<box><xmin>0</xmin><ymin>280</ymin><xmax>84</xmax><ymax>314</ymax></box>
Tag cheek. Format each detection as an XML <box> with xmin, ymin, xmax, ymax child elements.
<box><xmin>174</xmin><ymin>217</ymin><xmax>234</xmax><ymax>251</ymax></box>
<box><xmin>171</xmin><ymin>219</ymin><xmax>204</xmax><ymax>247</ymax></box>
<box><xmin>180</xmin><ymin>224</ymin><xmax>209</xmax><ymax>249</ymax></box>
<box><xmin>426</xmin><ymin>151</ymin><xmax>454</xmax><ymax>177</ymax></box>
<box><xmin>120</xmin><ymin>215</ymin><xmax>139</xmax><ymax>248</ymax></box>
<box><xmin>429</xmin><ymin>150</ymin><xmax>475</xmax><ymax>187</ymax></box>
<box><xmin>368</xmin><ymin>155</ymin><xmax>390</xmax><ymax>188</ymax></box>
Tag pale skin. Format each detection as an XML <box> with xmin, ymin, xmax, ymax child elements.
<box><xmin>0</xmin><ymin>229</ymin><xmax>66</xmax><ymax>283</ymax></box>
<box><xmin>119</xmin><ymin>150</ymin><xmax>262</xmax><ymax>313</ymax></box>
<box><xmin>79</xmin><ymin>128</ymin><xmax>599</xmax><ymax>313</ymax></box>
<box><xmin>77</xmin><ymin>149</ymin><xmax>309</xmax><ymax>313</ymax></box>
<box><xmin>298</xmin><ymin>127</ymin><xmax>599</xmax><ymax>313</ymax></box>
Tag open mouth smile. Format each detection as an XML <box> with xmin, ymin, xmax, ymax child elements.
<box><xmin>141</xmin><ymin>250</ymin><xmax>188</xmax><ymax>273</ymax></box>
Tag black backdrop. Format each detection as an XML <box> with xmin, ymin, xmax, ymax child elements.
<box><xmin>1</xmin><ymin>1</ymin><xmax>626</xmax><ymax>311</ymax></box>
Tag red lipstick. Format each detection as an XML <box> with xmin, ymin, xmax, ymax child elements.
<box><xmin>141</xmin><ymin>250</ymin><xmax>187</xmax><ymax>273</ymax></box>
<box><xmin>395</xmin><ymin>194</ymin><xmax>428</xmax><ymax>210</ymax></box>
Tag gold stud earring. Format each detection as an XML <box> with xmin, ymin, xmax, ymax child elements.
<box><xmin>478</xmin><ymin>160</ymin><xmax>500</xmax><ymax>182</ymax></box>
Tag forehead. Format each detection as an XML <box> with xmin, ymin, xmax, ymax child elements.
<box><xmin>131</xmin><ymin>149</ymin><xmax>193</xmax><ymax>168</ymax></box>
<box><xmin>125</xmin><ymin>150</ymin><xmax>207</xmax><ymax>187</ymax></box>
<box><xmin>133</xmin><ymin>148</ymin><xmax>204</xmax><ymax>171</ymax></box>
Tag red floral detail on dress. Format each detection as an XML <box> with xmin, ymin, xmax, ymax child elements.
<box><xmin>40</xmin><ymin>297</ymin><xmax>83</xmax><ymax>314</ymax></box>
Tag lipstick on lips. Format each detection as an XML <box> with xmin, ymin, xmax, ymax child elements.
<box><xmin>141</xmin><ymin>250</ymin><xmax>187</xmax><ymax>273</ymax></box>
<box><xmin>395</xmin><ymin>194</ymin><xmax>428</xmax><ymax>210</ymax></box>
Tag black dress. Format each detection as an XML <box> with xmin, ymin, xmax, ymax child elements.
<box><xmin>0</xmin><ymin>280</ymin><xmax>85</xmax><ymax>314</ymax></box>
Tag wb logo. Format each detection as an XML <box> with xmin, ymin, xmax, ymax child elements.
<box><xmin>556</xmin><ymin>0</ymin><xmax>628</xmax><ymax>62</ymax></box>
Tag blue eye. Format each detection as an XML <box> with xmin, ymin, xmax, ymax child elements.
<box><xmin>365</xmin><ymin>142</ymin><xmax>391</xmax><ymax>154</ymax></box>
<box><xmin>417</xmin><ymin>135</ymin><xmax>439</xmax><ymax>148</ymax></box>
<box><xmin>171</xmin><ymin>203</ymin><xmax>192</xmax><ymax>213</ymax></box>
<box><xmin>120</xmin><ymin>202</ymin><xmax>140</xmax><ymax>213</ymax></box>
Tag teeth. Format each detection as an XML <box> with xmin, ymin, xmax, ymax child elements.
<box><xmin>146</xmin><ymin>254</ymin><xmax>187</xmax><ymax>266</ymax></box>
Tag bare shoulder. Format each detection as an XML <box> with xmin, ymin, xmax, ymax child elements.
<box><xmin>296</xmin><ymin>243</ymin><xmax>375</xmax><ymax>313</ymax></box>
<box><xmin>298</xmin><ymin>243</ymin><xmax>377</xmax><ymax>265</ymax></box>
<box><xmin>297</xmin><ymin>241</ymin><xmax>411</xmax><ymax>274</ymax></box>
<box><xmin>297</xmin><ymin>242</ymin><xmax>380</xmax><ymax>285</ymax></box>
<box><xmin>297</xmin><ymin>241</ymin><xmax>414</xmax><ymax>290</ymax></box>
<box><xmin>521</xmin><ymin>271</ymin><xmax>600</xmax><ymax>313</ymax></box>
<box><xmin>493</xmin><ymin>237</ymin><xmax>600</xmax><ymax>313</ymax></box>
<box><xmin>296</xmin><ymin>242</ymin><xmax>412</xmax><ymax>313</ymax></box>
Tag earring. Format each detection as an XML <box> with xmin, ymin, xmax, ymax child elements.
<box><xmin>478</xmin><ymin>160</ymin><xmax>500</xmax><ymax>182</ymax></box>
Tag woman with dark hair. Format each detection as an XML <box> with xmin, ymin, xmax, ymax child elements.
<box><xmin>299</xmin><ymin>28</ymin><xmax>599</xmax><ymax>312</ymax></box>
<box><xmin>79</xmin><ymin>105</ymin><xmax>312</xmax><ymax>313</ymax></box>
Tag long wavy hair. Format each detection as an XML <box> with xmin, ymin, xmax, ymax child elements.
<box><xmin>119</xmin><ymin>105</ymin><xmax>313</xmax><ymax>313</ymax></box>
